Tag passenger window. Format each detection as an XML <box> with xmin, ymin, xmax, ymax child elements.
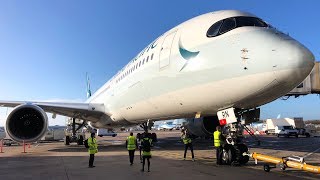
<box><xmin>151</xmin><ymin>53</ymin><xmax>154</xmax><ymax>60</ymax></box>
<box><xmin>139</xmin><ymin>61</ymin><xmax>141</xmax><ymax>67</ymax></box>
<box><xmin>219</xmin><ymin>18</ymin><xmax>236</xmax><ymax>34</ymax></box>
<box><xmin>146</xmin><ymin>56</ymin><xmax>149</xmax><ymax>62</ymax></box>
<box><xmin>142</xmin><ymin>58</ymin><xmax>145</xmax><ymax>65</ymax></box>
<box><xmin>207</xmin><ymin>20</ymin><xmax>223</xmax><ymax>37</ymax></box>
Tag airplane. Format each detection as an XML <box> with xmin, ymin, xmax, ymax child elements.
<box><xmin>0</xmin><ymin>10</ymin><xmax>315</xmax><ymax>165</ymax></box>
<box><xmin>158</xmin><ymin>123</ymin><xmax>176</xmax><ymax>131</ymax></box>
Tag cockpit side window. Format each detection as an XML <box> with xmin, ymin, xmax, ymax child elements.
<box><xmin>236</xmin><ymin>16</ymin><xmax>267</xmax><ymax>28</ymax></box>
<box><xmin>219</xmin><ymin>18</ymin><xmax>236</xmax><ymax>35</ymax></box>
<box><xmin>207</xmin><ymin>16</ymin><xmax>269</xmax><ymax>38</ymax></box>
<box><xmin>206</xmin><ymin>20</ymin><xmax>223</xmax><ymax>37</ymax></box>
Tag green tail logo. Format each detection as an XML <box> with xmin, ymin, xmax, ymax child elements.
<box><xmin>86</xmin><ymin>73</ymin><xmax>92</xmax><ymax>98</ymax></box>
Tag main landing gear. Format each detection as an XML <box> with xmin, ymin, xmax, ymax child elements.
<box><xmin>64</xmin><ymin>118</ymin><xmax>86</xmax><ymax>145</ymax></box>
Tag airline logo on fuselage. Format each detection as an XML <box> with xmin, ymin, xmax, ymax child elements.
<box><xmin>134</xmin><ymin>37</ymin><xmax>160</xmax><ymax>61</ymax></box>
<box><xmin>178</xmin><ymin>38</ymin><xmax>199</xmax><ymax>71</ymax></box>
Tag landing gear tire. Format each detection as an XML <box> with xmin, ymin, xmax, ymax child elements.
<box><xmin>221</xmin><ymin>144</ymin><xmax>236</xmax><ymax>165</ymax></box>
<box><xmin>263</xmin><ymin>164</ymin><xmax>270</xmax><ymax>172</ymax></box>
<box><xmin>280</xmin><ymin>163</ymin><xmax>286</xmax><ymax>171</ymax></box>
<box><xmin>77</xmin><ymin>135</ymin><xmax>84</xmax><ymax>145</ymax></box>
<box><xmin>65</xmin><ymin>136</ymin><xmax>70</xmax><ymax>145</ymax></box>
<box><xmin>137</xmin><ymin>133</ymin><xmax>141</xmax><ymax>141</ymax></box>
<box><xmin>151</xmin><ymin>133</ymin><xmax>157</xmax><ymax>142</ymax></box>
<box><xmin>236</xmin><ymin>144</ymin><xmax>249</xmax><ymax>165</ymax></box>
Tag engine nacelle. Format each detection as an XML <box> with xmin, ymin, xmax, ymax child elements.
<box><xmin>184</xmin><ymin>116</ymin><xmax>220</xmax><ymax>138</ymax></box>
<box><xmin>5</xmin><ymin>104</ymin><xmax>48</xmax><ymax>143</ymax></box>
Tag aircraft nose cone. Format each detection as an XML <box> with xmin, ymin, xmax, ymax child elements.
<box><xmin>274</xmin><ymin>40</ymin><xmax>315</xmax><ymax>88</ymax></box>
<box><xmin>288</xmin><ymin>42</ymin><xmax>315</xmax><ymax>71</ymax></box>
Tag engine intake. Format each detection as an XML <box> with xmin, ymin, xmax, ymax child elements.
<box><xmin>184</xmin><ymin>116</ymin><xmax>220</xmax><ymax>137</ymax></box>
<box><xmin>5</xmin><ymin>104</ymin><xmax>48</xmax><ymax>143</ymax></box>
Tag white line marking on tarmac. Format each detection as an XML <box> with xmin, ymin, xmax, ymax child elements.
<box><xmin>303</xmin><ymin>146</ymin><xmax>320</xmax><ymax>158</ymax></box>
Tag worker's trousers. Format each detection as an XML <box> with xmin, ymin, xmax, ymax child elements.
<box><xmin>184</xmin><ymin>143</ymin><xmax>194</xmax><ymax>159</ymax></box>
<box><xmin>216</xmin><ymin>146</ymin><xmax>222</xmax><ymax>165</ymax></box>
<box><xmin>89</xmin><ymin>154</ymin><xmax>95</xmax><ymax>167</ymax></box>
<box><xmin>128</xmin><ymin>150</ymin><xmax>135</xmax><ymax>164</ymax></box>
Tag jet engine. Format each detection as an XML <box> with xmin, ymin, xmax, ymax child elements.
<box><xmin>184</xmin><ymin>116</ymin><xmax>220</xmax><ymax>138</ymax></box>
<box><xmin>5</xmin><ymin>104</ymin><xmax>48</xmax><ymax>143</ymax></box>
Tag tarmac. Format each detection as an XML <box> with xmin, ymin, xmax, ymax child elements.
<box><xmin>0</xmin><ymin>131</ymin><xmax>319</xmax><ymax>180</ymax></box>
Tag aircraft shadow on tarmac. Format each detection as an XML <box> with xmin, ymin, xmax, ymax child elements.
<box><xmin>47</xmin><ymin>136</ymin><xmax>214</xmax><ymax>153</ymax></box>
<box><xmin>47</xmin><ymin>135</ymin><xmax>320</xmax><ymax>155</ymax></box>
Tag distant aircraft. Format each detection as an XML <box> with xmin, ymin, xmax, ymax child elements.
<box><xmin>0</xmin><ymin>10</ymin><xmax>315</xmax><ymax>165</ymax></box>
<box><xmin>158</xmin><ymin>124</ymin><xmax>176</xmax><ymax>131</ymax></box>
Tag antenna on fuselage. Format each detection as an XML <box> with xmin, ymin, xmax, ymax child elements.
<box><xmin>86</xmin><ymin>72</ymin><xmax>92</xmax><ymax>99</ymax></box>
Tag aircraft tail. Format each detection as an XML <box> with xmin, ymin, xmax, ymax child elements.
<box><xmin>86</xmin><ymin>73</ymin><xmax>92</xmax><ymax>98</ymax></box>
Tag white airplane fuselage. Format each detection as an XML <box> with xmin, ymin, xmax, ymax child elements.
<box><xmin>87</xmin><ymin>10</ymin><xmax>315</xmax><ymax>128</ymax></box>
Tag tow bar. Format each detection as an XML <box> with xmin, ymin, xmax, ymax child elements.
<box><xmin>244</xmin><ymin>152</ymin><xmax>320</xmax><ymax>174</ymax></box>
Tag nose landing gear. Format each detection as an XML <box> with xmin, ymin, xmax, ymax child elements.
<box><xmin>136</xmin><ymin>120</ymin><xmax>157</xmax><ymax>142</ymax></box>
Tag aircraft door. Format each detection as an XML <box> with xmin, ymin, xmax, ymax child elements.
<box><xmin>159</xmin><ymin>30</ymin><xmax>177</xmax><ymax>69</ymax></box>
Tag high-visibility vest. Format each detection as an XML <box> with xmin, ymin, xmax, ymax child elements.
<box><xmin>142</xmin><ymin>138</ymin><xmax>152</xmax><ymax>156</ymax></box>
<box><xmin>88</xmin><ymin>137</ymin><xmax>98</xmax><ymax>154</ymax></box>
<box><xmin>127</xmin><ymin>135</ymin><xmax>136</xmax><ymax>150</ymax></box>
<box><xmin>213</xmin><ymin>130</ymin><xmax>221</xmax><ymax>147</ymax></box>
<box><xmin>183</xmin><ymin>137</ymin><xmax>192</xmax><ymax>144</ymax></box>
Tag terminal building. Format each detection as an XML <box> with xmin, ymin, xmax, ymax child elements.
<box><xmin>286</xmin><ymin>62</ymin><xmax>320</xmax><ymax>97</ymax></box>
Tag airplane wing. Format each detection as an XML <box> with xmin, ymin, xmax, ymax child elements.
<box><xmin>0</xmin><ymin>100</ymin><xmax>107</xmax><ymax>122</ymax></box>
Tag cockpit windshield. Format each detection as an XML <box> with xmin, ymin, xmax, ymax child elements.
<box><xmin>207</xmin><ymin>16</ymin><xmax>269</xmax><ymax>37</ymax></box>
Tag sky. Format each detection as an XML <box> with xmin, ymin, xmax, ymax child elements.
<box><xmin>0</xmin><ymin>1</ymin><xmax>319</xmax><ymax>126</ymax></box>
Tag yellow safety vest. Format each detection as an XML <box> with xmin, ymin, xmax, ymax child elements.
<box><xmin>88</xmin><ymin>137</ymin><xmax>98</xmax><ymax>154</ymax></box>
<box><xmin>213</xmin><ymin>130</ymin><xmax>221</xmax><ymax>147</ymax></box>
<box><xmin>127</xmin><ymin>136</ymin><xmax>136</xmax><ymax>150</ymax></box>
<box><xmin>183</xmin><ymin>137</ymin><xmax>192</xmax><ymax>144</ymax></box>
<box><xmin>142</xmin><ymin>138</ymin><xmax>152</xmax><ymax>156</ymax></box>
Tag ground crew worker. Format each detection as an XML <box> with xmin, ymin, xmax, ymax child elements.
<box><xmin>88</xmin><ymin>132</ymin><xmax>98</xmax><ymax>168</ymax></box>
<box><xmin>214</xmin><ymin>126</ymin><xmax>224</xmax><ymax>165</ymax></box>
<box><xmin>138</xmin><ymin>132</ymin><xmax>146</xmax><ymax>163</ymax></box>
<box><xmin>181</xmin><ymin>129</ymin><xmax>195</xmax><ymax>161</ymax></box>
<box><xmin>141</xmin><ymin>133</ymin><xmax>152</xmax><ymax>172</ymax></box>
<box><xmin>126</xmin><ymin>132</ymin><xmax>137</xmax><ymax>165</ymax></box>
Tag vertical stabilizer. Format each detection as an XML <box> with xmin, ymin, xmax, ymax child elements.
<box><xmin>86</xmin><ymin>73</ymin><xmax>92</xmax><ymax>99</ymax></box>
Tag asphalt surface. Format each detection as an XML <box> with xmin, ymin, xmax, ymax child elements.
<box><xmin>0</xmin><ymin>131</ymin><xmax>319</xmax><ymax>180</ymax></box>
